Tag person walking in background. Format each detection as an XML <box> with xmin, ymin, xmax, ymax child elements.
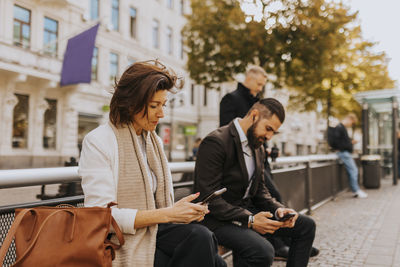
<box><xmin>79</xmin><ymin>60</ymin><xmax>226</xmax><ymax>267</ymax></box>
<box><xmin>333</xmin><ymin>113</ymin><xmax>368</xmax><ymax>198</ymax></box>
<box><xmin>195</xmin><ymin>98</ymin><xmax>316</xmax><ymax>267</ymax></box>
<box><xmin>192</xmin><ymin>137</ymin><xmax>202</xmax><ymax>160</ymax></box>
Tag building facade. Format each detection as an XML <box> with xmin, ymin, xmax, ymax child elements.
<box><xmin>0</xmin><ymin>0</ymin><xmax>321</xmax><ymax>169</ymax></box>
<box><xmin>0</xmin><ymin>0</ymin><xmax>209</xmax><ymax>168</ymax></box>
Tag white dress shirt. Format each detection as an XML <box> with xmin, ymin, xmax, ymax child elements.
<box><xmin>233</xmin><ymin>118</ymin><xmax>255</xmax><ymax>180</ymax></box>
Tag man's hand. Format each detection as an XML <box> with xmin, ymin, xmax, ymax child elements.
<box><xmin>252</xmin><ymin>211</ymin><xmax>283</xmax><ymax>234</ymax></box>
<box><xmin>276</xmin><ymin>208</ymin><xmax>298</xmax><ymax>228</ymax></box>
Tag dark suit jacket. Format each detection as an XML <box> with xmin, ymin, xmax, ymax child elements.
<box><xmin>194</xmin><ymin>122</ymin><xmax>284</xmax><ymax>231</ymax></box>
<box><xmin>219</xmin><ymin>83</ymin><xmax>260</xmax><ymax>127</ymax></box>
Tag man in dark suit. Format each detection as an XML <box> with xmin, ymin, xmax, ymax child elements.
<box><xmin>195</xmin><ymin>98</ymin><xmax>316</xmax><ymax>267</ymax></box>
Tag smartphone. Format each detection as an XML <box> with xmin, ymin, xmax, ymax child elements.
<box><xmin>278</xmin><ymin>212</ymin><xmax>296</xmax><ymax>222</ymax></box>
<box><xmin>199</xmin><ymin>188</ymin><xmax>227</xmax><ymax>205</ymax></box>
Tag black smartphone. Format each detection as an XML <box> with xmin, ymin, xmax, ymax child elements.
<box><xmin>278</xmin><ymin>212</ymin><xmax>296</xmax><ymax>222</ymax></box>
<box><xmin>199</xmin><ymin>188</ymin><xmax>227</xmax><ymax>205</ymax></box>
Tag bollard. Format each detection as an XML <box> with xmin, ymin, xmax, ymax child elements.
<box><xmin>305</xmin><ymin>161</ymin><xmax>313</xmax><ymax>215</ymax></box>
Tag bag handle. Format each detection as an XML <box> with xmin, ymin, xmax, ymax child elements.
<box><xmin>13</xmin><ymin>209</ymin><xmax>75</xmax><ymax>265</ymax></box>
<box><xmin>0</xmin><ymin>209</ymin><xmax>34</xmax><ymax>265</ymax></box>
<box><xmin>105</xmin><ymin>202</ymin><xmax>124</xmax><ymax>249</ymax></box>
<box><xmin>107</xmin><ymin>217</ymin><xmax>125</xmax><ymax>249</ymax></box>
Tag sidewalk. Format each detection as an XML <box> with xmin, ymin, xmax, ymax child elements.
<box><xmin>271</xmin><ymin>177</ymin><xmax>400</xmax><ymax>267</ymax></box>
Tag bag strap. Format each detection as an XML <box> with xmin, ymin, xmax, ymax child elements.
<box><xmin>105</xmin><ymin>202</ymin><xmax>124</xmax><ymax>249</ymax></box>
<box><xmin>0</xmin><ymin>209</ymin><xmax>35</xmax><ymax>265</ymax></box>
<box><xmin>12</xmin><ymin>209</ymin><xmax>75</xmax><ymax>265</ymax></box>
<box><xmin>107</xmin><ymin>217</ymin><xmax>125</xmax><ymax>249</ymax></box>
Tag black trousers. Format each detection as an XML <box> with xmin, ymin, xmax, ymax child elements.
<box><xmin>154</xmin><ymin>223</ymin><xmax>227</xmax><ymax>267</ymax></box>
<box><xmin>214</xmin><ymin>214</ymin><xmax>316</xmax><ymax>267</ymax></box>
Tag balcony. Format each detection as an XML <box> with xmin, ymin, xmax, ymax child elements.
<box><xmin>0</xmin><ymin>41</ymin><xmax>61</xmax><ymax>82</ymax></box>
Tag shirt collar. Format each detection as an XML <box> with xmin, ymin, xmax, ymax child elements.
<box><xmin>233</xmin><ymin>118</ymin><xmax>248</xmax><ymax>145</ymax></box>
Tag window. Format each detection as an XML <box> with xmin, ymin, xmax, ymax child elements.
<box><xmin>13</xmin><ymin>5</ymin><xmax>31</xmax><ymax>48</ymax></box>
<box><xmin>203</xmin><ymin>87</ymin><xmax>207</xmax><ymax>106</ymax></box>
<box><xmin>152</xmin><ymin>19</ymin><xmax>159</xmax><ymax>49</ymax></box>
<box><xmin>166</xmin><ymin>27</ymin><xmax>173</xmax><ymax>55</ymax></box>
<box><xmin>296</xmin><ymin>144</ymin><xmax>304</xmax><ymax>155</ymax></box>
<box><xmin>179</xmin><ymin>0</ymin><xmax>184</xmax><ymax>15</ymax></box>
<box><xmin>110</xmin><ymin>52</ymin><xmax>119</xmax><ymax>84</ymax></box>
<box><xmin>78</xmin><ymin>115</ymin><xmax>101</xmax><ymax>152</ymax></box>
<box><xmin>91</xmin><ymin>47</ymin><xmax>98</xmax><ymax>81</ymax></box>
<box><xmin>128</xmin><ymin>58</ymin><xmax>135</xmax><ymax>67</ymax></box>
<box><xmin>281</xmin><ymin>142</ymin><xmax>286</xmax><ymax>155</ymax></box>
<box><xmin>43</xmin><ymin>99</ymin><xmax>57</xmax><ymax>149</ymax></box>
<box><xmin>90</xmin><ymin>0</ymin><xmax>99</xmax><ymax>20</ymax></box>
<box><xmin>43</xmin><ymin>17</ymin><xmax>58</xmax><ymax>56</ymax></box>
<box><xmin>167</xmin><ymin>0</ymin><xmax>173</xmax><ymax>9</ymax></box>
<box><xmin>191</xmin><ymin>84</ymin><xmax>195</xmax><ymax>105</ymax></box>
<box><xmin>111</xmin><ymin>0</ymin><xmax>119</xmax><ymax>31</ymax></box>
<box><xmin>130</xmin><ymin>7</ymin><xmax>137</xmax><ymax>38</ymax></box>
<box><xmin>12</xmin><ymin>94</ymin><xmax>29</xmax><ymax>148</ymax></box>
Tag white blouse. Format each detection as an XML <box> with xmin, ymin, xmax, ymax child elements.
<box><xmin>78</xmin><ymin>123</ymin><xmax>173</xmax><ymax>235</ymax></box>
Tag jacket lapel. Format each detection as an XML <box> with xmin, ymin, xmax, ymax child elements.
<box><xmin>229</xmin><ymin>122</ymin><xmax>249</xmax><ymax>183</ymax></box>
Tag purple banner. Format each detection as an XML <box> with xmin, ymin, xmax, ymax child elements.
<box><xmin>60</xmin><ymin>23</ymin><xmax>99</xmax><ymax>86</ymax></box>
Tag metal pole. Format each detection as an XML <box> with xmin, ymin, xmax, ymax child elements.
<box><xmin>331</xmin><ymin>161</ymin><xmax>337</xmax><ymax>200</ymax></box>
<box><xmin>305</xmin><ymin>161</ymin><xmax>313</xmax><ymax>215</ymax></box>
<box><xmin>362</xmin><ymin>101</ymin><xmax>369</xmax><ymax>155</ymax></box>
<box><xmin>168</xmin><ymin>99</ymin><xmax>174</xmax><ymax>161</ymax></box>
<box><xmin>392</xmin><ymin>98</ymin><xmax>398</xmax><ymax>185</ymax></box>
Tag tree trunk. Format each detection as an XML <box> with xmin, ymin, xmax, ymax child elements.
<box><xmin>326</xmin><ymin>88</ymin><xmax>332</xmax><ymax>131</ymax></box>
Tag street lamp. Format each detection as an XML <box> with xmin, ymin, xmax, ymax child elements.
<box><xmin>168</xmin><ymin>93</ymin><xmax>184</xmax><ymax>161</ymax></box>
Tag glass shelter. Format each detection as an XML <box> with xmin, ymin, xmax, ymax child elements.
<box><xmin>355</xmin><ymin>89</ymin><xmax>399</xmax><ymax>185</ymax></box>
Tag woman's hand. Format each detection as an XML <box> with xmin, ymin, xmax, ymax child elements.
<box><xmin>166</xmin><ymin>193</ymin><xmax>209</xmax><ymax>223</ymax></box>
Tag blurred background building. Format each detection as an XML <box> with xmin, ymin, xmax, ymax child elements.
<box><xmin>0</xmin><ymin>0</ymin><xmax>322</xmax><ymax>169</ymax></box>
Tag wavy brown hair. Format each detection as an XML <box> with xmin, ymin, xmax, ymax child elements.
<box><xmin>109</xmin><ymin>60</ymin><xmax>183</xmax><ymax>126</ymax></box>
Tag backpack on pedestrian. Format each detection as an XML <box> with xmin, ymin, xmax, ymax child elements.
<box><xmin>327</xmin><ymin>126</ymin><xmax>339</xmax><ymax>150</ymax></box>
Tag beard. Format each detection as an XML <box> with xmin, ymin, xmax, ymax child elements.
<box><xmin>247</xmin><ymin>121</ymin><xmax>266</xmax><ymax>149</ymax></box>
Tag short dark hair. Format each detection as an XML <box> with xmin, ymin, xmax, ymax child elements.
<box><xmin>248</xmin><ymin>98</ymin><xmax>285</xmax><ymax>123</ymax></box>
<box><xmin>109</xmin><ymin>60</ymin><xmax>183</xmax><ymax>126</ymax></box>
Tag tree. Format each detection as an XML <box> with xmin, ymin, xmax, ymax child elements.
<box><xmin>183</xmin><ymin>0</ymin><xmax>395</xmax><ymax>119</ymax></box>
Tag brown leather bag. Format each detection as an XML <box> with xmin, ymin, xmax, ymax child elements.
<box><xmin>0</xmin><ymin>203</ymin><xmax>124</xmax><ymax>267</ymax></box>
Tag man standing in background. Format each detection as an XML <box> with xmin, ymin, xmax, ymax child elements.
<box><xmin>334</xmin><ymin>114</ymin><xmax>368</xmax><ymax>198</ymax></box>
<box><xmin>219</xmin><ymin>65</ymin><xmax>267</xmax><ymax>127</ymax></box>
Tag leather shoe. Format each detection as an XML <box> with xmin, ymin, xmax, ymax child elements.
<box><xmin>310</xmin><ymin>246</ymin><xmax>319</xmax><ymax>257</ymax></box>
<box><xmin>274</xmin><ymin>246</ymin><xmax>289</xmax><ymax>261</ymax></box>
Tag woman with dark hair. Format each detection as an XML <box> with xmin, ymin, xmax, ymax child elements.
<box><xmin>79</xmin><ymin>60</ymin><xmax>225</xmax><ymax>267</ymax></box>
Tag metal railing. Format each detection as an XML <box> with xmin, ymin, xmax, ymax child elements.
<box><xmin>0</xmin><ymin>154</ymin><xmax>351</xmax><ymax>265</ymax></box>
<box><xmin>0</xmin><ymin>162</ymin><xmax>196</xmax><ymax>189</ymax></box>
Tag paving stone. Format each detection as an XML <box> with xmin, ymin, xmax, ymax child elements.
<box><xmin>369</xmin><ymin>245</ymin><xmax>395</xmax><ymax>256</ymax></box>
<box><xmin>365</xmin><ymin>254</ymin><xmax>393</xmax><ymax>266</ymax></box>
